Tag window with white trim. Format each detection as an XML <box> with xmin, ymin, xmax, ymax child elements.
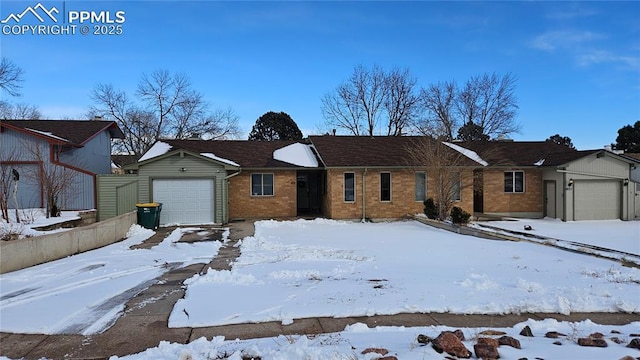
<box><xmin>504</xmin><ymin>171</ymin><xmax>524</xmax><ymax>193</ymax></box>
<box><xmin>380</xmin><ymin>172</ymin><xmax>391</xmax><ymax>202</ymax></box>
<box><xmin>344</xmin><ymin>172</ymin><xmax>355</xmax><ymax>202</ymax></box>
<box><xmin>251</xmin><ymin>173</ymin><xmax>274</xmax><ymax>196</ymax></box>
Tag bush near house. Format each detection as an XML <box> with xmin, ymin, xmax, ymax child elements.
<box><xmin>451</xmin><ymin>206</ymin><xmax>471</xmax><ymax>224</ymax></box>
<box><xmin>423</xmin><ymin>198</ymin><xmax>439</xmax><ymax>220</ymax></box>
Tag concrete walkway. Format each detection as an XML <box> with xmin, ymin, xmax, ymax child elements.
<box><xmin>1</xmin><ymin>220</ymin><xmax>639</xmax><ymax>360</ymax></box>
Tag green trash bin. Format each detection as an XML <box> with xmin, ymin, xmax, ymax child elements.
<box><xmin>136</xmin><ymin>202</ymin><xmax>162</xmax><ymax>230</ymax></box>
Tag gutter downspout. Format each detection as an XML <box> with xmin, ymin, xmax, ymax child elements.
<box><xmin>223</xmin><ymin>169</ymin><xmax>242</xmax><ymax>224</ymax></box>
<box><xmin>362</xmin><ymin>168</ymin><xmax>367</xmax><ymax>222</ymax></box>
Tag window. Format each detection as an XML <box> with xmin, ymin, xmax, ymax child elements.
<box><xmin>380</xmin><ymin>172</ymin><xmax>391</xmax><ymax>202</ymax></box>
<box><xmin>344</xmin><ymin>172</ymin><xmax>355</xmax><ymax>202</ymax></box>
<box><xmin>504</xmin><ymin>171</ymin><xmax>524</xmax><ymax>193</ymax></box>
<box><xmin>415</xmin><ymin>172</ymin><xmax>426</xmax><ymax>201</ymax></box>
<box><xmin>251</xmin><ymin>173</ymin><xmax>274</xmax><ymax>196</ymax></box>
<box><xmin>450</xmin><ymin>172</ymin><xmax>461</xmax><ymax>201</ymax></box>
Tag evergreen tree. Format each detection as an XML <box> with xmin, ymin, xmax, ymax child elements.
<box><xmin>248</xmin><ymin>111</ymin><xmax>303</xmax><ymax>141</ymax></box>
<box><xmin>546</xmin><ymin>134</ymin><xmax>576</xmax><ymax>150</ymax></box>
<box><xmin>456</xmin><ymin>121</ymin><xmax>489</xmax><ymax>141</ymax></box>
<box><xmin>614</xmin><ymin>121</ymin><xmax>640</xmax><ymax>152</ymax></box>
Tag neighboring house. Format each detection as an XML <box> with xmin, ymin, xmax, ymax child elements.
<box><xmin>110</xmin><ymin>154</ymin><xmax>139</xmax><ymax>174</ymax></box>
<box><xmin>101</xmin><ymin>136</ymin><xmax>638</xmax><ymax>225</ymax></box>
<box><xmin>0</xmin><ymin>120</ymin><xmax>123</xmax><ymax>210</ymax></box>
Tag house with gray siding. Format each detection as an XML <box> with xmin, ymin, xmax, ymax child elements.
<box><xmin>0</xmin><ymin>120</ymin><xmax>123</xmax><ymax>211</ymax></box>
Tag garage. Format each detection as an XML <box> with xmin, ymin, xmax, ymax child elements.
<box><xmin>152</xmin><ymin>179</ymin><xmax>215</xmax><ymax>225</ymax></box>
<box><xmin>573</xmin><ymin>180</ymin><xmax>621</xmax><ymax>220</ymax></box>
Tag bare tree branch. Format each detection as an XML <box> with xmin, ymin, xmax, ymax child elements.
<box><xmin>384</xmin><ymin>67</ymin><xmax>419</xmax><ymax>136</ymax></box>
<box><xmin>0</xmin><ymin>58</ymin><xmax>24</xmax><ymax>97</ymax></box>
<box><xmin>417</xmin><ymin>80</ymin><xmax>458</xmax><ymax>140</ymax></box>
<box><xmin>0</xmin><ymin>101</ymin><xmax>41</xmax><ymax>120</ymax></box>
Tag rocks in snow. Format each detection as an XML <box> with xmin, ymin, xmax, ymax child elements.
<box><xmin>431</xmin><ymin>331</ymin><xmax>472</xmax><ymax>358</ymax></box>
<box><xmin>626</xmin><ymin>338</ymin><xmax>640</xmax><ymax>349</ymax></box>
<box><xmin>416</xmin><ymin>334</ymin><xmax>432</xmax><ymax>345</ymax></box>
<box><xmin>498</xmin><ymin>335</ymin><xmax>522</xmax><ymax>349</ymax></box>
<box><xmin>361</xmin><ymin>347</ymin><xmax>388</xmax><ymax>356</ymax></box>
<box><xmin>577</xmin><ymin>332</ymin><xmax>608</xmax><ymax>347</ymax></box>
<box><xmin>519</xmin><ymin>325</ymin><xmax>534</xmax><ymax>337</ymax></box>
<box><xmin>474</xmin><ymin>338</ymin><xmax>500</xmax><ymax>360</ymax></box>
<box><xmin>544</xmin><ymin>331</ymin><xmax>566</xmax><ymax>338</ymax></box>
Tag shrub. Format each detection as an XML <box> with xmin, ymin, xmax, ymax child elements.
<box><xmin>423</xmin><ymin>198</ymin><xmax>439</xmax><ymax>219</ymax></box>
<box><xmin>451</xmin><ymin>206</ymin><xmax>471</xmax><ymax>224</ymax></box>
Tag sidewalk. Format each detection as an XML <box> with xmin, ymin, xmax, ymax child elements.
<box><xmin>1</xmin><ymin>220</ymin><xmax>639</xmax><ymax>360</ymax></box>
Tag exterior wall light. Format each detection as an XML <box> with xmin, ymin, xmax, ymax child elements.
<box><xmin>180</xmin><ymin>167</ymin><xmax>187</xmax><ymax>172</ymax></box>
<box><xmin>568</xmin><ymin>178</ymin><xmax>574</xmax><ymax>187</ymax></box>
<box><xmin>623</xmin><ymin>178</ymin><xmax>629</xmax><ymax>186</ymax></box>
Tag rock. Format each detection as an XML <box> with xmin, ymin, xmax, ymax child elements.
<box><xmin>619</xmin><ymin>356</ymin><xmax>636</xmax><ymax>360</ymax></box>
<box><xmin>498</xmin><ymin>336</ymin><xmax>522</xmax><ymax>349</ymax></box>
<box><xmin>627</xmin><ymin>338</ymin><xmax>640</xmax><ymax>349</ymax></box>
<box><xmin>361</xmin><ymin>348</ymin><xmax>389</xmax><ymax>355</ymax></box>
<box><xmin>610</xmin><ymin>336</ymin><xmax>624</xmax><ymax>344</ymax></box>
<box><xmin>553</xmin><ymin>341</ymin><xmax>562</xmax><ymax>345</ymax></box>
<box><xmin>453</xmin><ymin>329</ymin><xmax>466</xmax><ymax>341</ymax></box>
<box><xmin>379</xmin><ymin>357</ymin><xmax>398</xmax><ymax>360</ymax></box>
<box><xmin>589</xmin><ymin>332</ymin><xmax>604</xmax><ymax>339</ymax></box>
<box><xmin>611</xmin><ymin>330</ymin><xmax>622</xmax><ymax>334</ymax></box>
<box><xmin>474</xmin><ymin>342</ymin><xmax>500</xmax><ymax>360</ymax></box>
<box><xmin>417</xmin><ymin>334</ymin><xmax>432</xmax><ymax>345</ymax></box>
<box><xmin>480</xmin><ymin>330</ymin><xmax>507</xmax><ymax>336</ymax></box>
<box><xmin>432</xmin><ymin>331</ymin><xmax>472</xmax><ymax>358</ymax></box>
<box><xmin>524</xmin><ymin>225</ymin><xmax>532</xmax><ymax>231</ymax></box>
<box><xmin>577</xmin><ymin>337</ymin><xmax>607</xmax><ymax>347</ymax></box>
<box><xmin>544</xmin><ymin>331</ymin><xmax>566</xmax><ymax>338</ymax></box>
<box><xmin>477</xmin><ymin>337</ymin><xmax>500</xmax><ymax>348</ymax></box>
<box><xmin>520</xmin><ymin>326</ymin><xmax>534</xmax><ymax>337</ymax></box>
<box><xmin>630</xmin><ymin>333</ymin><xmax>640</xmax><ymax>337</ymax></box>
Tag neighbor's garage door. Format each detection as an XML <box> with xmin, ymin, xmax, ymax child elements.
<box><xmin>574</xmin><ymin>180</ymin><xmax>621</xmax><ymax>220</ymax></box>
<box><xmin>152</xmin><ymin>179</ymin><xmax>214</xmax><ymax>225</ymax></box>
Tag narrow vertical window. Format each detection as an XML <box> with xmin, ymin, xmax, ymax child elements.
<box><xmin>344</xmin><ymin>172</ymin><xmax>355</xmax><ymax>202</ymax></box>
<box><xmin>415</xmin><ymin>172</ymin><xmax>426</xmax><ymax>201</ymax></box>
<box><xmin>380</xmin><ymin>172</ymin><xmax>391</xmax><ymax>202</ymax></box>
<box><xmin>450</xmin><ymin>172</ymin><xmax>461</xmax><ymax>201</ymax></box>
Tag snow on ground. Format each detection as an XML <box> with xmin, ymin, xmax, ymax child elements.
<box><xmin>170</xmin><ymin>219</ymin><xmax>640</xmax><ymax>329</ymax></box>
<box><xmin>0</xmin><ymin>225</ymin><xmax>223</xmax><ymax>335</ymax></box>
<box><xmin>470</xmin><ymin>218</ymin><xmax>640</xmax><ymax>256</ymax></box>
<box><xmin>0</xmin><ymin>209</ymin><xmax>80</xmax><ymax>239</ymax></box>
<box><xmin>114</xmin><ymin>319</ymin><xmax>640</xmax><ymax>360</ymax></box>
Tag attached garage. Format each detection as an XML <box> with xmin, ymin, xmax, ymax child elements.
<box><xmin>152</xmin><ymin>179</ymin><xmax>215</xmax><ymax>225</ymax></box>
<box><xmin>573</xmin><ymin>180</ymin><xmax>621</xmax><ymax>220</ymax></box>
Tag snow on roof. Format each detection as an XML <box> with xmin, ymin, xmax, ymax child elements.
<box><xmin>443</xmin><ymin>142</ymin><xmax>489</xmax><ymax>166</ymax></box>
<box><xmin>25</xmin><ymin>128</ymin><xmax>70</xmax><ymax>142</ymax></box>
<box><xmin>273</xmin><ymin>143</ymin><xmax>318</xmax><ymax>167</ymax></box>
<box><xmin>200</xmin><ymin>153</ymin><xmax>240</xmax><ymax>167</ymax></box>
<box><xmin>534</xmin><ymin>158</ymin><xmax>545</xmax><ymax>166</ymax></box>
<box><xmin>111</xmin><ymin>161</ymin><xmax>119</xmax><ymax>169</ymax></box>
<box><xmin>138</xmin><ymin>141</ymin><xmax>172</xmax><ymax>162</ymax></box>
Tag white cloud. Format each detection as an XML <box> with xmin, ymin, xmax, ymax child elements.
<box><xmin>530</xmin><ymin>30</ymin><xmax>604</xmax><ymax>51</ymax></box>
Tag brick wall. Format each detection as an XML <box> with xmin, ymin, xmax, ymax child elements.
<box><xmin>228</xmin><ymin>170</ymin><xmax>297</xmax><ymax>219</ymax></box>
<box><xmin>325</xmin><ymin>168</ymin><xmax>474</xmax><ymax>220</ymax></box>
<box><xmin>482</xmin><ymin>168</ymin><xmax>542</xmax><ymax>213</ymax></box>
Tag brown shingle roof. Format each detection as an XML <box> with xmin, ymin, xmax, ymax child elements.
<box><xmin>455</xmin><ymin>140</ymin><xmax>587</xmax><ymax>167</ymax></box>
<box><xmin>308</xmin><ymin>136</ymin><xmax>480</xmax><ymax>167</ymax></box>
<box><xmin>158</xmin><ymin>139</ymin><xmax>313</xmax><ymax>168</ymax></box>
<box><xmin>1</xmin><ymin>120</ymin><xmax>123</xmax><ymax>145</ymax></box>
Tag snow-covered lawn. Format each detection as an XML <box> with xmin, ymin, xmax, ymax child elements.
<box><xmin>0</xmin><ymin>209</ymin><xmax>81</xmax><ymax>239</ymax></box>
<box><xmin>1</xmin><ymin>218</ymin><xmax>639</xmax><ymax>359</ymax></box>
<box><xmin>470</xmin><ymin>218</ymin><xmax>640</xmax><ymax>255</ymax></box>
<box><xmin>171</xmin><ymin>219</ymin><xmax>639</xmax><ymax>329</ymax></box>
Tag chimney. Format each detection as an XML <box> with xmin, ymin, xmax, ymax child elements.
<box><xmin>332</xmin><ymin>129</ymin><xmax>336</xmax><ymax>136</ymax></box>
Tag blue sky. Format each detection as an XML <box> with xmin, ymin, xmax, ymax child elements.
<box><xmin>1</xmin><ymin>1</ymin><xmax>638</xmax><ymax>150</ymax></box>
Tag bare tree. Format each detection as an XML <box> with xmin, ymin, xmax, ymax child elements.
<box><xmin>384</xmin><ymin>67</ymin><xmax>420</xmax><ymax>136</ymax></box>
<box><xmin>457</xmin><ymin>72</ymin><xmax>520</xmax><ymax>139</ymax></box>
<box><xmin>0</xmin><ymin>149</ymin><xmax>20</xmax><ymax>222</ymax></box>
<box><xmin>0</xmin><ymin>58</ymin><xmax>24</xmax><ymax>97</ymax></box>
<box><xmin>90</xmin><ymin>69</ymin><xmax>240</xmax><ymax>157</ymax></box>
<box><xmin>417</xmin><ymin>80</ymin><xmax>458</xmax><ymax>140</ymax></box>
<box><xmin>0</xmin><ymin>101</ymin><xmax>41</xmax><ymax>120</ymax></box>
<box><xmin>321</xmin><ymin>64</ymin><xmax>389</xmax><ymax>136</ymax></box>
<box><xmin>22</xmin><ymin>141</ymin><xmax>78</xmax><ymax>218</ymax></box>
<box><xmin>406</xmin><ymin>137</ymin><xmax>471</xmax><ymax>220</ymax></box>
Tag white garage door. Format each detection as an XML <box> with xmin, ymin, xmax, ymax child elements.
<box><xmin>574</xmin><ymin>180</ymin><xmax>621</xmax><ymax>220</ymax></box>
<box><xmin>152</xmin><ymin>179</ymin><xmax>214</xmax><ymax>225</ymax></box>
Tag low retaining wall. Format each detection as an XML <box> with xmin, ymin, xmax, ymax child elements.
<box><xmin>0</xmin><ymin>211</ymin><xmax>137</xmax><ymax>274</ymax></box>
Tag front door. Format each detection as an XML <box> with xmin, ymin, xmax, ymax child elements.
<box><xmin>544</xmin><ymin>180</ymin><xmax>556</xmax><ymax>218</ymax></box>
